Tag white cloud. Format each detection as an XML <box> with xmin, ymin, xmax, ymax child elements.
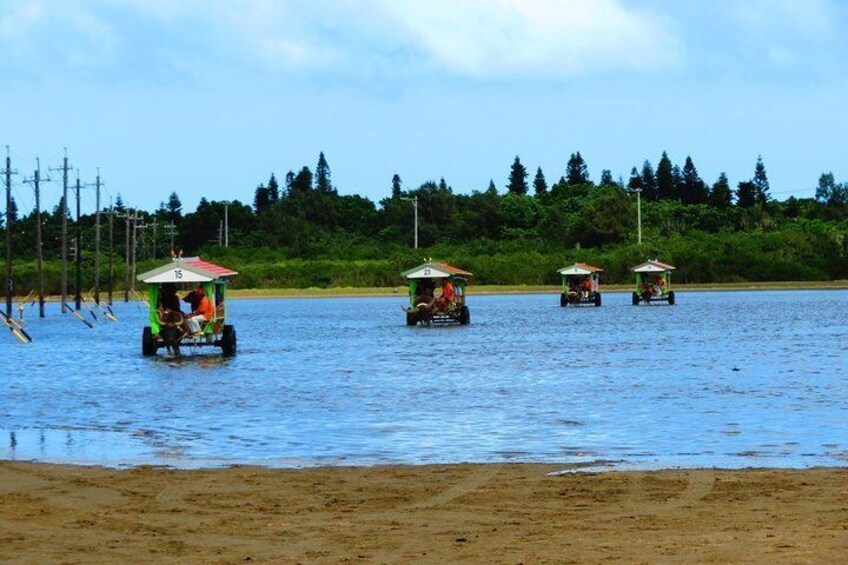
<box><xmin>374</xmin><ymin>0</ymin><xmax>684</xmax><ymax>76</ymax></box>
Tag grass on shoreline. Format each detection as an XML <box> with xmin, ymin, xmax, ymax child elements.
<box><xmin>228</xmin><ymin>279</ymin><xmax>848</xmax><ymax>299</ymax></box>
<box><xmin>25</xmin><ymin>280</ymin><xmax>848</xmax><ymax>302</ymax></box>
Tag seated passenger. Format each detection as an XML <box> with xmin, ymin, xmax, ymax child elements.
<box><xmin>434</xmin><ymin>279</ymin><xmax>456</xmax><ymax>311</ymax></box>
<box><xmin>185</xmin><ymin>287</ymin><xmax>214</xmax><ymax>335</ymax></box>
<box><xmin>580</xmin><ymin>277</ymin><xmax>592</xmax><ymax>299</ymax></box>
<box><xmin>655</xmin><ymin>275</ymin><xmax>665</xmax><ymax>295</ymax></box>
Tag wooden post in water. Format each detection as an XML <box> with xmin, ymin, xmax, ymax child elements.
<box><xmin>108</xmin><ymin>201</ymin><xmax>114</xmax><ymax>306</ymax></box>
<box><xmin>50</xmin><ymin>150</ymin><xmax>71</xmax><ymax>313</ymax></box>
<box><xmin>74</xmin><ymin>173</ymin><xmax>82</xmax><ymax>311</ymax></box>
<box><xmin>4</xmin><ymin>147</ymin><xmax>16</xmax><ymax>318</ymax></box>
<box><xmin>123</xmin><ymin>211</ymin><xmax>130</xmax><ymax>303</ymax></box>
<box><xmin>33</xmin><ymin>160</ymin><xmax>45</xmax><ymax>317</ymax></box>
<box><xmin>94</xmin><ymin>170</ymin><xmax>101</xmax><ymax>304</ymax></box>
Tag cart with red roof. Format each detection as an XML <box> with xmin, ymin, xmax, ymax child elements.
<box><xmin>136</xmin><ymin>257</ymin><xmax>238</xmax><ymax>356</ymax></box>
<box><xmin>557</xmin><ymin>262</ymin><xmax>603</xmax><ymax>307</ymax></box>
<box><xmin>401</xmin><ymin>261</ymin><xmax>472</xmax><ymax>326</ymax></box>
<box><xmin>630</xmin><ymin>260</ymin><xmax>676</xmax><ymax>305</ymax></box>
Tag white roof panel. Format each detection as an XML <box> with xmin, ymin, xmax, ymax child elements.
<box><xmin>405</xmin><ymin>266</ymin><xmax>453</xmax><ymax>279</ymax></box>
<box><xmin>143</xmin><ymin>267</ymin><xmax>214</xmax><ymax>283</ymax></box>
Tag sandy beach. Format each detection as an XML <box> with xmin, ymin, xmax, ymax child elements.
<box><xmin>1</xmin><ymin>462</ymin><xmax>846</xmax><ymax>563</ymax></box>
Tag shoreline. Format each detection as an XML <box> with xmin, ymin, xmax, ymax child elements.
<box><xmin>15</xmin><ymin>280</ymin><xmax>848</xmax><ymax>302</ymax></box>
<box><xmin>227</xmin><ymin>279</ymin><xmax>848</xmax><ymax>299</ymax></box>
<box><xmin>2</xmin><ymin>460</ymin><xmax>845</xmax><ymax>562</ymax></box>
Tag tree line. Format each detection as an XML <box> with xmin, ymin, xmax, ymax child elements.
<box><xmin>2</xmin><ymin>149</ymin><xmax>847</xmax><ymax>291</ymax></box>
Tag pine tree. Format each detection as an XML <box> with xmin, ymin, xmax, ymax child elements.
<box><xmin>680</xmin><ymin>156</ymin><xmax>708</xmax><ymax>204</ymax></box>
<box><xmin>53</xmin><ymin>196</ymin><xmax>71</xmax><ymax>219</ymax></box>
<box><xmin>565</xmin><ymin>152</ymin><xmax>590</xmax><ymax>185</ymax></box>
<box><xmin>507</xmin><ymin>156</ymin><xmax>528</xmax><ymax>195</ymax></box>
<box><xmin>438</xmin><ymin>177</ymin><xmax>450</xmax><ymax>192</ymax></box>
<box><xmin>656</xmin><ymin>152</ymin><xmax>675</xmax><ymax>200</ymax></box>
<box><xmin>814</xmin><ymin>172</ymin><xmax>848</xmax><ymax>206</ymax></box>
<box><xmin>315</xmin><ymin>152</ymin><xmax>334</xmax><ymax>194</ymax></box>
<box><xmin>753</xmin><ymin>155</ymin><xmax>770</xmax><ymax>204</ymax></box>
<box><xmin>533</xmin><ymin>167</ymin><xmax>547</xmax><ymax>196</ymax></box>
<box><xmin>290</xmin><ymin>167</ymin><xmax>313</xmax><ymax>194</ymax></box>
<box><xmin>268</xmin><ymin>174</ymin><xmax>279</xmax><ymax>204</ymax></box>
<box><xmin>640</xmin><ymin>161</ymin><xmax>657</xmax><ymax>200</ymax></box>
<box><xmin>166</xmin><ymin>191</ymin><xmax>182</xmax><ymax>221</ymax></box>
<box><xmin>627</xmin><ymin>166</ymin><xmax>644</xmax><ymax>193</ymax></box>
<box><xmin>253</xmin><ymin>184</ymin><xmax>271</xmax><ymax>214</ymax></box>
<box><xmin>672</xmin><ymin>165</ymin><xmax>684</xmax><ymax>201</ymax></box>
<box><xmin>709</xmin><ymin>172</ymin><xmax>733</xmax><ymax>209</ymax></box>
<box><xmin>391</xmin><ymin>174</ymin><xmax>402</xmax><ymax>198</ymax></box>
<box><xmin>114</xmin><ymin>193</ymin><xmax>126</xmax><ymax>213</ymax></box>
<box><xmin>487</xmin><ymin>180</ymin><xmax>497</xmax><ymax>195</ymax></box>
<box><xmin>736</xmin><ymin>180</ymin><xmax>757</xmax><ymax>208</ymax></box>
<box><xmin>600</xmin><ymin>169</ymin><xmax>614</xmax><ymax>186</ymax></box>
<box><xmin>285</xmin><ymin>170</ymin><xmax>294</xmax><ymax>192</ymax></box>
<box><xmin>0</xmin><ymin>195</ymin><xmax>17</xmax><ymax>228</ymax></box>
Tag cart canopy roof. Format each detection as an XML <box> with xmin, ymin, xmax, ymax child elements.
<box><xmin>557</xmin><ymin>262</ymin><xmax>604</xmax><ymax>276</ymax></box>
<box><xmin>137</xmin><ymin>257</ymin><xmax>239</xmax><ymax>284</ymax></box>
<box><xmin>401</xmin><ymin>261</ymin><xmax>473</xmax><ymax>280</ymax></box>
<box><xmin>630</xmin><ymin>260</ymin><xmax>676</xmax><ymax>273</ymax></box>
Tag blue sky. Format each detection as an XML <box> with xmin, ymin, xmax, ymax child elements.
<box><xmin>2</xmin><ymin>0</ymin><xmax>847</xmax><ymax>214</ymax></box>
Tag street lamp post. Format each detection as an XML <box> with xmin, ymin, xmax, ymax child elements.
<box><xmin>401</xmin><ymin>196</ymin><xmax>418</xmax><ymax>249</ymax></box>
<box><xmin>631</xmin><ymin>188</ymin><xmax>642</xmax><ymax>245</ymax></box>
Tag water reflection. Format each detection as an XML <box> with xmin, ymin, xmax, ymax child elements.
<box><xmin>1</xmin><ymin>289</ymin><xmax>847</xmax><ymax>469</ymax></box>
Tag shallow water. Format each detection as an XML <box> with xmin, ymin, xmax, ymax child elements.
<box><xmin>1</xmin><ymin>290</ymin><xmax>846</xmax><ymax>469</ymax></box>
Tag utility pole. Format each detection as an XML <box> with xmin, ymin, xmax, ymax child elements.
<box><xmin>401</xmin><ymin>196</ymin><xmax>419</xmax><ymax>249</ymax></box>
<box><xmin>121</xmin><ymin>210</ymin><xmax>130</xmax><ymax>302</ymax></box>
<box><xmin>4</xmin><ymin>146</ymin><xmax>17</xmax><ymax>318</ymax></box>
<box><xmin>224</xmin><ymin>201</ymin><xmax>229</xmax><ymax>247</ymax></box>
<box><xmin>167</xmin><ymin>221</ymin><xmax>176</xmax><ymax>255</ymax></box>
<box><xmin>50</xmin><ymin>150</ymin><xmax>71</xmax><ymax>313</ymax></box>
<box><xmin>131</xmin><ymin>211</ymin><xmax>145</xmax><ymax>292</ymax></box>
<box><xmin>108</xmin><ymin>200</ymin><xmax>114</xmax><ymax>306</ymax></box>
<box><xmin>93</xmin><ymin>169</ymin><xmax>102</xmax><ymax>304</ymax></box>
<box><xmin>152</xmin><ymin>217</ymin><xmax>157</xmax><ymax>260</ymax></box>
<box><xmin>23</xmin><ymin>159</ymin><xmax>48</xmax><ymax>317</ymax></box>
<box><xmin>217</xmin><ymin>220</ymin><xmax>223</xmax><ymax>246</ymax></box>
<box><xmin>73</xmin><ymin>172</ymin><xmax>82</xmax><ymax>311</ymax></box>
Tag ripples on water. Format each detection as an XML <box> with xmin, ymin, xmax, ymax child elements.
<box><xmin>1</xmin><ymin>290</ymin><xmax>846</xmax><ymax>469</ymax></box>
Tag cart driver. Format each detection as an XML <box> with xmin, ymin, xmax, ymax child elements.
<box><xmin>157</xmin><ymin>283</ymin><xmax>182</xmax><ymax>313</ymax></box>
<box><xmin>655</xmin><ymin>275</ymin><xmax>665</xmax><ymax>296</ymax></box>
<box><xmin>185</xmin><ymin>287</ymin><xmax>214</xmax><ymax>335</ymax></box>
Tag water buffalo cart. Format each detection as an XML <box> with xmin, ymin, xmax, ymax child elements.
<box><xmin>137</xmin><ymin>257</ymin><xmax>238</xmax><ymax>357</ymax></box>
<box><xmin>630</xmin><ymin>260</ymin><xmax>676</xmax><ymax>305</ymax></box>
<box><xmin>401</xmin><ymin>261</ymin><xmax>472</xmax><ymax>326</ymax></box>
<box><xmin>558</xmin><ymin>262</ymin><xmax>603</xmax><ymax>307</ymax></box>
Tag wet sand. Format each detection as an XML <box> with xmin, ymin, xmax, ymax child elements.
<box><xmin>1</xmin><ymin>462</ymin><xmax>846</xmax><ymax>563</ymax></box>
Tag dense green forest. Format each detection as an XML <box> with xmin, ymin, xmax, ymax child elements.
<box><xmin>2</xmin><ymin>150</ymin><xmax>847</xmax><ymax>293</ymax></box>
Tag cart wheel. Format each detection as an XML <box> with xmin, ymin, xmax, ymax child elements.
<box><xmin>668</xmin><ymin>291</ymin><xmax>675</xmax><ymax>305</ymax></box>
<box><xmin>594</xmin><ymin>293</ymin><xmax>602</xmax><ymax>307</ymax></box>
<box><xmin>459</xmin><ymin>305</ymin><xmax>470</xmax><ymax>325</ymax></box>
<box><xmin>142</xmin><ymin>326</ymin><xmax>157</xmax><ymax>356</ymax></box>
<box><xmin>221</xmin><ymin>324</ymin><xmax>237</xmax><ymax>357</ymax></box>
<box><xmin>560</xmin><ymin>293</ymin><xmax>568</xmax><ymax>307</ymax></box>
<box><xmin>632</xmin><ymin>292</ymin><xmax>639</xmax><ymax>306</ymax></box>
<box><xmin>406</xmin><ymin>311</ymin><xmax>416</xmax><ymax>326</ymax></box>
